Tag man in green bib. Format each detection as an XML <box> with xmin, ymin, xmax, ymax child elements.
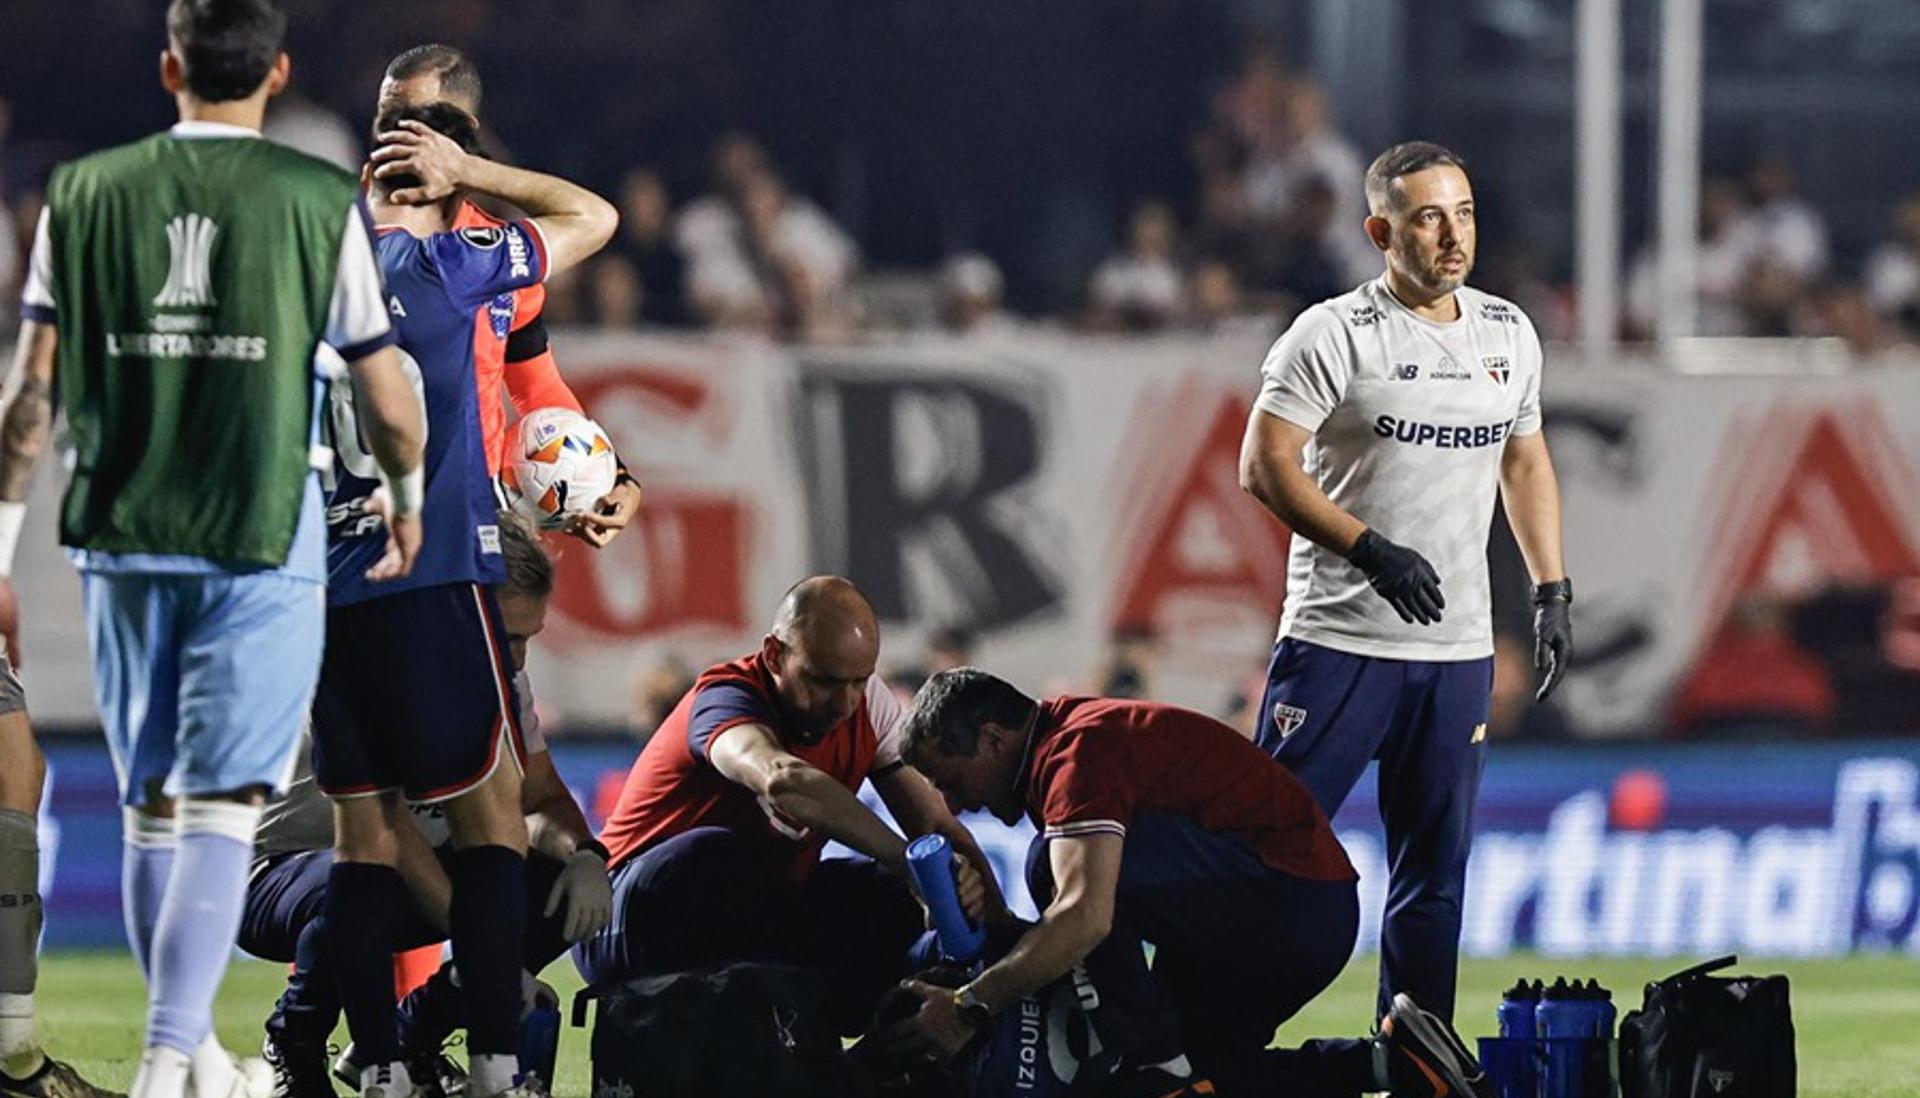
<box><xmin>0</xmin><ymin>3</ymin><xmax>427</xmax><ymax>1097</ymax></box>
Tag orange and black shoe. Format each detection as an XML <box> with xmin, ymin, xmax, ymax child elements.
<box><xmin>1378</xmin><ymin>993</ymin><xmax>1492</xmax><ymax>1098</ymax></box>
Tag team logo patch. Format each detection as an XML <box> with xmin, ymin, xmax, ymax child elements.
<box><xmin>154</xmin><ymin>213</ymin><xmax>220</xmax><ymax>308</ymax></box>
<box><xmin>1483</xmin><ymin>356</ymin><xmax>1511</xmax><ymax>386</ymax></box>
<box><xmin>1391</xmin><ymin>363</ymin><xmax>1420</xmax><ymax>381</ymax></box>
<box><xmin>1272</xmin><ymin>702</ymin><xmax>1308</xmax><ymax>740</ymax></box>
<box><xmin>1707</xmin><ymin>1070</ymin><xmax>1734</xmax><ymax>1093</ymax></box>
<box><xmin>458</xmin><ymin>226</ymin><xmax>504</xmax><ymax>249</ymax></box>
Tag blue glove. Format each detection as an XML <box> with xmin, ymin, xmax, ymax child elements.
<box><xmin>1531</xmin><ymin>578</ymin><xmax>1573</xmax><ymax>701</ymax></box>
<box><xmin>1347</xmin><ymin>528</ymin><xmax>1445</xmax><ymax>625</ymax></box>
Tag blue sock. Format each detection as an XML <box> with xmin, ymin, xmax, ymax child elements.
<box><xmin>120</xmin><ymin>810</ymin><xmax>177</xmax><ymax>981</ymax></box>
<box><xmin>145</xmin><ymin>801</ymin><xmax>259</xmax><ymax>1054</ymax></box>
<box><xmin>326</xmin><ymin>862</ymin><xmax>404</xmax><ymax>1068</ymax></box>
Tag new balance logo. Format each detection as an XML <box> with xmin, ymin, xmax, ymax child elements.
<box><xmin>153</xmin><ymin>213</ymin><xmax>220</xmax><ymax>308</ymax></box>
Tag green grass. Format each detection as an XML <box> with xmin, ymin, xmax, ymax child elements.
<box><xmin>33</xmin><ymin>951</ymin><xmax>1920</xmax><ymax>1097</ymax></box>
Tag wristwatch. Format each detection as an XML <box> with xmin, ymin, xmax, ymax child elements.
<box><xmin>952</xmin><ymin>984</ymin><xmax>993</xmax><ymax>1032</ymax></box>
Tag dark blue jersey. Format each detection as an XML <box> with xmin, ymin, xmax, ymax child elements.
<box><xmin>325</xmin><ymin>220</ymin><xmax>548</xmax><ymax>606</ymax></box>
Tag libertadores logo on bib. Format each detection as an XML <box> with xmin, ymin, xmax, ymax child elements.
<box><xmin>153</xmin><ymin>213</ymin><xmax>220</xmax><ymax>308</ymax></box>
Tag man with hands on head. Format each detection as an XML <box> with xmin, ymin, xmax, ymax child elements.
<box><xmin>574</xmin><ymin>576</ymin><xmax>1002</xmax><ymax>1034</ymax></box>
<box><xmin>1238</xmin><ymin>140</ymin><xmax>1571</xmax><ymax>1024</ymax></box>
<box><xmin>375</xmin><ymin>43</ymin><xmax>642</xmax><ymax>548</ymax></box>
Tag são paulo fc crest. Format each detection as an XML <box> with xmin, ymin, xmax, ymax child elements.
<box><xmin>1483</xmin><ymin>355</ymin><xmax>1511</xmax><ymax>386</ymax></box>
<box><xmin>1271</xmin><ymin>702</ymin><xmax>1308</xmax><ymax>740</ymax></box>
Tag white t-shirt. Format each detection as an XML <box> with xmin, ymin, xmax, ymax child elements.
<box><xmin>1254</xmin><ymin>278</ymin><xmax>1544</xmax><ymax>661</ymax></box>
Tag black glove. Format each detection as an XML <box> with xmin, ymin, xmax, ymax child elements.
<box><xmin>1531</xmin><ymin>578</ymin><xmax>1573</xmax><ymax>702</ymax></box>
<box><xmin>1347</xmin><ymin>528</ymin><xmax>1445</xmax><ymax>625</ymax></box>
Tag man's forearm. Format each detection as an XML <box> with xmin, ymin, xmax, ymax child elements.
<box><xmin>0</xmin><ymin>327</ymin><xmax>57</xmax><ymax>503</ymax></box>
<box><xmin>1245</xmin><ymin>453</ymin><xmax>1366</xmax><ymax>554</ymax></box>
<box><xmin>1501</xmin><ymin>448</ymin><xmax>1567</xmax><ymax>583</ymax></box>
<box><xmin>967</xmin><ymin>908</ymin><xmax>1106</xmax><ymax>1014</ymax></box>
<box><xmin>457</xmin><ymin>156</ymin><xmax>601</xmax><ymax>223</ymax></box>
<box><xmin>525</xmin><ymin>794</ymin><xmax>593</xmax><ymax>862</ymax></box>
<box><xmin>770</xmin><ymin>766</ymin><xmax>908</xmax><ymax>870</ymax></box>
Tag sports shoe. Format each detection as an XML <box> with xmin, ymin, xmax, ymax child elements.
<box><xmin>1378</xmin><ymin>993</ymin><xmax>1493</xmax><ymax>1098</ymax></box>
<box><xmin>261</xmin><ymin>1035</ymin><xmax>334</xmax><ymax>1098</ymax></box>
<box><xmin>190</xmin><ymin>1047</ymin><xmax>274</xmax><ymax>1098</ymax></box>
<box><xmin>0</xmin><ymin>1057</ymin><xmax>124</xmax><ymax>1098</ymax></box>
<box><xmin>333</xmin><ymin>1046</ymin><xmax>461</xmax><ymax>1098</ymax></box>
<box><xmin>356</xmin><ymin>1064</ymin><xmax>417</xmax><ymax>1098</ymax></box>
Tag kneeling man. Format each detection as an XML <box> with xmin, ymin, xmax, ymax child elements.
<box><xmin>573</xmin><ymin>576</ymin><xmax>998</xmax><ymax>1033</ymax></box>
<box><xmin>894</xmin><ymin>669</ymin><xmax>1490</xmax><ymax>1098</ymax></box>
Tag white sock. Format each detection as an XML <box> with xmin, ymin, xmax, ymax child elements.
<box><xmin>190</xmin><ymin>1035</ymin><xmax>235</xmax><ymax>1096</ymax></box>
<box><xmin>0</xmin><ymin>992</ymin><xmax>38</xmax><ymax>1071</ymax></box>
<box><xmin>130</xmin><ymin>1046</ymin><xmax>193</xmax><ymax>1098</ymax></box>
<box><xmin>468</xmin><ymin>1054</ymin><xmax>516</xmax><ymax>1097</ymax></box>
<box><xmin>359</xmin><ymin>1061</ymin><xmax>411</xmax><ymax>1097</ymax></box>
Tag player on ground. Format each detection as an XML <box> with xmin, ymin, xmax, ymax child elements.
<box><xmin>0</xmin><ymin>4</ymin><xmax>426</xmax><ymax>1097</ymax></box>
<box><xmin>314</xmin><ymin>101</ymin><xmax>613</xmax><ymax>1098</ymax></box>
<box><xmin>892</xmin><ymin>669</ymin><xmax>1492</xmax><ymax>1098</ymax></box>
<box><xmin>376</xmin><ymin>45</ymin><xmax>642</xmax><ymax>547</ymax></box>
<box><xmin>242</xmin><ymin>516</ymin><xmax>608</xmax><ymax>1098</ymax></box>
<box><xmin>573</xmin><ymin>576</ymin><xmax>1002</xmax><ymax>1034</ymax></box>
<box><xmin>1237</xmin><ymin>141</ymin><xmax>1573</xmax><ymax>1022</ymax></box>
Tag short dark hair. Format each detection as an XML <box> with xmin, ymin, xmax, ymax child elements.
<box><xmin>166</xmin><ymin>0</ymin><xmax>286</xmax><ymax>103</ymax></box>
<box><xmin>369</xmin><ymin>101</ymin><xmax>482</xmax><ymax>197</ymax></box>
<box><xmin>494</xmin><ymin>512</ymin><xmax>553</xmax><ymax>600</ymax></box>
<box><xmin>1364</xmin><ymin>141</ymin><xmax>1468</xmax><ymax>213</ymax></box>
<box><xmin>384</xmin><ymin>44</ymin><xmax>484</xmax><ymax>114</ymax></box>
<box><xmin>901</xmin><ymin>668</ymin><xmax>1036</xmax><ymax>761</ymax></box>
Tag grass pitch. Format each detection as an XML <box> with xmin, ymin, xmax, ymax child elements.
<box><xmin>34</xmin><ymin>951</ymin><xmax>1920</xmax><ymax>1097</ymax></box>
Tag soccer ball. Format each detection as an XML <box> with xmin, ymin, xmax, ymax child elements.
<box><xmin>498</xmin><ymin>407</ymin><xmax>619</xmax><ymax>531</ymax></box>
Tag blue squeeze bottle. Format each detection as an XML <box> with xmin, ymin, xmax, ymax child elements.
<box><xmin>906</xmin><ymin>833</ymin><xmax>987</xmax><ymax>963</ymax></box>
<box><xmin>1498</xmin><ymin>978</ymin><xmax>1541</xmax><ymax>1038</ymax></box>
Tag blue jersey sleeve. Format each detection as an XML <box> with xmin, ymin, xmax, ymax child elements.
<box><xmin>687</xmin><ymin>682</ymin><xmax>777</xmax><ymax>763</ymax></box>
<box><xmin>428</xmin><ymin>220</ymin><xmax>549</xmax><ymax>312</ymax></box>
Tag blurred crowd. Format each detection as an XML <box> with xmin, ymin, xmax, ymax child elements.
<box><xmin>6</xmin><ymin>29</ymin><xmax>1920</xmax><ymax>355</ymax></box>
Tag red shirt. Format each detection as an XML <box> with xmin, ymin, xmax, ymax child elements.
<box><xmin>451</xmin><ymin>201</ymin><xmax>585</xmax><ymax>474</ymax></box>
<box><xmin>597</xmin><ymin>652</ymin><xmax>902</xmax><ymax>882</ymax></box>
<box><xmin>1023</xmin><ymin>696</ymin><xmax>1356</xmax><ymax>882</ymax></box>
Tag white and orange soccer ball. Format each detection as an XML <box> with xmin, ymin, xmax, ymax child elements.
<box><xmin>498</xmin><ymin>407</ymin><xmax>619</xmax><ymax>531</ymax></box>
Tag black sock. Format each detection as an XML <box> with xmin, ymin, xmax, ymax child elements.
<box><xmin>448</xmin><ymin>844</ymin><xmax>527</xmax><ymax>1056</ymax></box>
<box><xmin>325</xmin><ymin>863</ymin><xmax>405</xmax><ymax>1068</ymax></box>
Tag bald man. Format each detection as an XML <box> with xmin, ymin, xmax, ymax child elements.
<box><xmin>573</xmin><ymin>577</ymin><xmax>999</xmax><ymax>1032</ymax></box>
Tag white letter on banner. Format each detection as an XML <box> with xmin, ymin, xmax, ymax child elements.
<box><xmin>1741</xmin><ymin>827</ymin><xmax>1835</xmax><ymax>957</ymax></box>
<box><xmin>1597</xmin><ymin>831</ymin><xmax>1650</xmax><ymax>953</ymax></box>
<box><xmin>1827</xmin><ymin>759</ymin><xmax>1920</xmax><ymax>953</ymax></box>
<box><xmin>1538</xmin><ymin>792</ymin><xmax>1608</xmax><ymax>956</ymax></box>
<box><xmin>1463</xmin><ymin>832</ymin><xmax>1541</xmax><ymax>957</ymax></box>
<box><xmin>1645</xmin><ymin>829</ymin><xmax>1741</xmax><ymax>955</ymax></box>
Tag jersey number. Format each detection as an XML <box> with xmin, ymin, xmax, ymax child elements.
<box><xmin>320</xmin><ymin>348</ymin><xmax>427</xmax><ymax>492</ymax></box>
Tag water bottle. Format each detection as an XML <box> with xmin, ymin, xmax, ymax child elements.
<box><xmin>1498</xmin><ymin>978</ymin><xmax>1542</xmax><ymax>1038</ymax></box>
<box><xmin>1536</xmin><ymin>978</ymin><xmax>1616</xmax><ymax>1098</ymax></box>
<box><xmin>906</xmin><ymin>833</ymin><xmax>986</xmax><ymax>963</ymax></box>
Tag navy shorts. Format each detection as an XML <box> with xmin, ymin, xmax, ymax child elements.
<box><xmin>311</xmin><ymin>582</ymin><xmax>523</xmax><ymax>804</ymax></box>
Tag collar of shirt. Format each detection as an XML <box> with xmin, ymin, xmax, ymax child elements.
<box><xmin>169</xmin><ymin>120</ymin><xmax>262</xmax><ymax>140</ymax></box>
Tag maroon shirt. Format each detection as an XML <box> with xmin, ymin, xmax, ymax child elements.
<box><xmin>1024</xmin><ymin>696</ymin><xmax>1356</xmax><ymax>882</ymax></box>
